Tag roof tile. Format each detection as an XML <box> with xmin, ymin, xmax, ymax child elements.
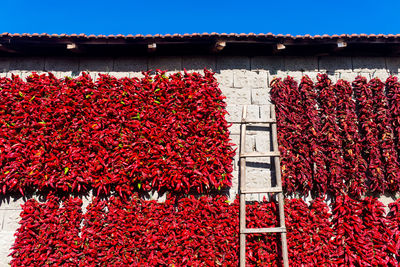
<box><xmin>1</xmin><ymin>32</ymin><xmax>399</xmax><ymax>41</ymax></box>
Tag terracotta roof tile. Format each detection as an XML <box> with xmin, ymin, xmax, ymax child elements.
<box><xmin>1</xmin><ymin>32</ymin><xmax>399</xmax><ymax>41</ymax></box>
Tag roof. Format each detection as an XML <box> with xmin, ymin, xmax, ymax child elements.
<box><xmin>1</xmin><ymin>32</ymin><xmax>400</xmax><ymax>56</ymax></box>
<box><xmin>3</xmin><ymin>32</ymin><xmax>400</xmax><ymax>39</ymax></box>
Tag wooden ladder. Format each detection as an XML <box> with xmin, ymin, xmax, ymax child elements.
<box><xmin>239</xmin><ymin>104</ymin><xmax>289</xmax><ymax>267</ymax></box>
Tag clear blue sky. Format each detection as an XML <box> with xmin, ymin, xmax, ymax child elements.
<box><xmin>2</xmin><ymin>0</ymin><xmax>400</xmax><ymax>35</ymax></box>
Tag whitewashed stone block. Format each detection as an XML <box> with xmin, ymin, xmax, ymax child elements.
<box><xmin>228</xmin><ymin>123</ymin><xmax>241</xmax><ymax>135</ymax></box>
<box><xmin>226</xmin><ymin>105</ymin><xmax>242</xmax><ymax>123</ymax></box>
<box><xmin>107</xmin><ymin>72</ymin><xmax>130</xmax><ymax>79</ymax></box>
<box><xmin>0</xmin><ymin>231</ymin><xmax>14</xmax><ymax>266</ymax></box>
<box><xmin>128</xmin><ymin>72</ymin><xmax>145</xmax><ymax>79</ymax></box>
<box><xmin>244</xmin><ymin>135</ymin><xmax>256</xmax><ymax>152</ymax></box>
<box><xmin>233</xmin><ymin>70</ymin><xmax>268</xmax><ymax>88</ymax></box>
<box><xmin>338</xmin><ymin>72</ymin><xmax>362</xmax><ymax>82</ymax></box>
<box><xmin>215</xmin><ymin>70</ymin><xmax>234</xmax><ymax>87</ymax></box>
<box><xmin>251</xmin><ymin>89</ymin><xmax>269</xmax><ymax>104</ymax></box>
<box><xmin>371</xmin><ymin>69</ymin><xmax>391</xmax><ymax>81</ymax></box>
<box><xmin>260</xmin><ymin>105</ymin><xmax>271</xmax><ymax>119</ymax></box>
<box><xmin>255</xmin><ymin>132</ymin><xmax>270</xmax><ymax>152</ymax></box>
<box><xmin>2</xmin><ymin>209</ymin><xmax>21</xmax><ymax>231</ymax></box>
<box><xmin>224</xmin><ymin>89</ymin><xmax>251</xmax><ymax>105</ymax></box>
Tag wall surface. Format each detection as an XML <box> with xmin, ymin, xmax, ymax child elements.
<box><xmin>1</xmin><ymin>55</ymin><xmax>399</xmax><ymax>264</ymax></box>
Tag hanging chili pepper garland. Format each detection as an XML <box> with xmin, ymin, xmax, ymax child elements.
<box><xmin>296</xmin><ymin>76</ymin><xmax>319</xmax><ymax>195</ymax></box>
<box><xmin>334</xmin><ymin>79</ymin><xmax>367</xmax><ymax>197</ymax></box>
<box><xmin>10</xmin><ymin>196</ymin><xmax>83</xmax><ymax>266</ymax></box>
<box><xmin>11</xmin><ymin>194</ymin><xmax>400</xmax><ymax>265</ymax></box>
<box><xmin>315</xmin><ymin>74</ymin><xmax>346</xmax><ymax>195</ymax></box>
<box><xmin>0</xmin><ymin>71</ymin><xmax>235</xmax><ymax>196</ymax></box>
<box><xmin>386</xmin><ymin>76</ymin><xmax>400</xmax><ymax>158</ymax></box>
<box><xmin>374</xmin><ymin>77</ymin><xmax>400</xmax><ymax>192</ymax></box>
<box><xmin>272</xmin><ymin>74</ymin><xmax>400</xmax><ymax>196</ymax></box>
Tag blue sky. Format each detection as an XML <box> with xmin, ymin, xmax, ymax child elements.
<box><xmin>2</xmin><ymin>0</ymin><xmax>400</xmax><ymax>35</ymax></box>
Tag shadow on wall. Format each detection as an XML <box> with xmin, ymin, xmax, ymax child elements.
<box><xmin>1</xmin><ymin>55</ymin><xmax>399</xmax><ymax>78</ymax></box>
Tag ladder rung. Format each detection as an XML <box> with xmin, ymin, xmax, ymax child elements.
<box><xmin>241</xmin><ymin>187</ymin><xmax>283</xmax><ymax>194</ymax></box>
<box><xmin>241</xmin><ymin>118</ymin><xmax>276</xmax><ymax>123</ymax></box>
<box><xmin>241</xmin><ymin>227</ymin><xmax>286</xmax><ymax>234</ymax></box>
<box><xmin>240</xmin><ymin>151</ymin><xmax>280</xmax><ymax>158</ymax></box>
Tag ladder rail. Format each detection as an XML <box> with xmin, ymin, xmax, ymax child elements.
<box><xmin>239</xmin><ymin>106</ymin><xmax>247</xmax><ymax>267</ymax></box>
<box><xmin>239</xmin><ymin>104</ymin><xmax>289</xmax><ymax>267</ymax></box>
<box><xmin>271</xmin><ymin>105</ymin><xmax>289</xmax><ymax>267</ymax></box>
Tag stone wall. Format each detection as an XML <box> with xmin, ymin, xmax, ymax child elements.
<box><xmin>1</xmin><ymin>55</ymin><xmax>399</xmax><ymax>264</ymax></box>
